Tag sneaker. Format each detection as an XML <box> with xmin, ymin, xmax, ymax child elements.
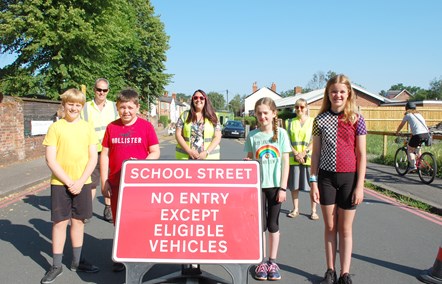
<box><xmin>254</xmin><ymin>262</ymin><xmax>269</xmax><ymax>280</ymax></box>
<box><xmin>338</xmin><ymin>273</ymin><xmax>352</xmax><ymax>284</ymax></box>
<box><xmin>112</xmin><ymin>262</ymin><xmax>125</xmax><ymax>272</ymax></box>
<box><xmin>103</xmin><ymin>205</ymin><xmax>113</xmax><ymax>223</ymax></box>
<box><xmin>320</xmin><ymin>269</ymin><xmax>337</xmax><ymax>284</ymax></box>
<box><xmin>71</xmin><ymin>259</ymin><xmax>99</xmax><ymax>273</ymax></box>
<box><xmin>41</xmin><ymin>266</ymin><xmax>63</xmax><ymax>284</ymax></box>
<box><xmin>267</xmin><ymin>262</ymin><xmax>282</xmax><ymax>280</ymax></box>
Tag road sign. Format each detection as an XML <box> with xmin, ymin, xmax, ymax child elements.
<box><xmin>113</xmin><ymin>160</ymin><xmax>262</xmax><ymax>264</ymax></box>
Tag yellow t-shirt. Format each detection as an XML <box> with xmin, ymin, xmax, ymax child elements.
<box><xmin>43</xmin><ymin>119</ymin><xmax>98</xmax><ymax>185</ymax></box>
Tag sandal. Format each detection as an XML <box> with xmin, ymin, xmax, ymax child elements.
<box><xmin>287</xmin><ymin>210</ymin><xmax>299</xmax><ymax>218</ymax></box>
<box><xmin>310</xmin><ymin>212</ymin><xmax>320</xmax><ymax>220</ymax></box>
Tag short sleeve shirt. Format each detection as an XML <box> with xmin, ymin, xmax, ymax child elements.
<box><xmin>102</xmin><ymin>117</ymin><xmax>159</xmax><ymax>186</ymax></box>
<box><xmin>312</xmin><ymin>111</ymin><xmax>367</xmax><ymax>173</ymax></box>
<box><xmin>43</xmin><ymin>119</ymin><xmax>98</xmax><ymax>185</ymax></box>
<box><xmin>244</xmin><ymin>127</ymin><xmax>292</xmax><ymax>188</ymax></box>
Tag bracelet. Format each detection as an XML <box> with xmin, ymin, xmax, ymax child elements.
<box><xmin>206</xmin><ymin>149</ymin><xmax>211</xmax><ymax>155</ymax></box>
<box><xmin>309</xmin><ymin>175</ymin><xmax>318</xmax><ymax>183</ymax></box>
<box><xmin>279</xmin><ymin>187</ymin><xmax>287</xmax><ymax>192</ymax></box>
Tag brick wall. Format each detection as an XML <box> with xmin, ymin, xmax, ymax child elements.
<box><xmin>0</xmin><ymin>96</ymin><xmax>25</xmax><ymax>165</ymax></box>
<box><xmin>0</xmin><ymin>96</ymin><xmax>60</xmax><ymax>167</ymax></box>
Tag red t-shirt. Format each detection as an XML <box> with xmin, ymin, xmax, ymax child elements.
<box><xmin>102</xmin><ymin>117</ymin><xmax>159</xmax><ymax>186</ymax></box>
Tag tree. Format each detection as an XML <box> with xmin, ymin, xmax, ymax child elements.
<box><xmin>428</xmin><ymin>76</ymin><xmax>442</xmax><ymax>100</ymax></box>
<box><xmin>0</xmin><ymin>0</ymin><xmax>170</xmax><ymax>107</ymax></box>
<box><xmin>306</xmin><ymin>70</ymin><xmax>337</xmax><ymax>90</ymax></box>
<box><xmin>206</xmin><ymin>91</ymin><xmax>225</xmax><ymax>110</ymax></box>
<box><xmin>175</xmin><ymin>92</ymin><xmax>190</xmax><ymax>104</ymax></box>
<box><xmin>229</xmin><ymin>94</ymin><xmax>243</xmax><ymax>116</ymax></box>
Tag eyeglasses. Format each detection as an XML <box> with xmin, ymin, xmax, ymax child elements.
<box><xmin>193</xmin><ymin>96</ymin><xmax>205</xmax><ymax>101</ymax></box>
<box><xmin>95</xmin><ymin>88</ymin><xmax>109</xmax><ymax>93</ymax></box>
<box><xmin>295</xmin><ymin>105</ymin><xmax>305</xmax><ymax>110</ymax></box>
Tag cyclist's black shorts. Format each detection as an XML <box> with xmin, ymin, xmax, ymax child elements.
<box><xmin>409</xmin><ymin>133</ymin><xmax>430</xmax><ymax>148</ymax></box>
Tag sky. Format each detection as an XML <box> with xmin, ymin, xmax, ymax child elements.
<box><xmin>1</xmin><ymin>0</ymin><xmax>441</xmax><ymax>100</ymax></box>
<box><xmin>150</xmin><ymin>0</ymin><xmax>442</xmax><ymax>99</ymax></box>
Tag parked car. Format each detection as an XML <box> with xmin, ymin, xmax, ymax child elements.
<box><xmin>222</xmin><ymin>120</ymin><xmax>245</xmax><ymax>138</ymax></box>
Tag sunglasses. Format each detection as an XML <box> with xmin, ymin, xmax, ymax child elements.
<box><xmin>193</xmin><ymin>96</ymin><xmax>205</xmax><ymax>101</ymax></box>
<box><xmin>295</xmin><ymin>105</ymin><xmax>305</xmax><ymax>110</ymax></box>
<box><xmin>95</xmin><ymin>88</ymin><xmax>109</xmax><ymax>93</ymax></box>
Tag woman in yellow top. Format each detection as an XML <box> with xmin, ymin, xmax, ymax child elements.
<box><xmin>175</xmin><ymin>89</ymin><xmax>221</xmax><ymax>160</ymax></box>
<box><xmin>285</xmin><ymin>98</ymin><xmax>318</xmax><ymax>220</ymax></box>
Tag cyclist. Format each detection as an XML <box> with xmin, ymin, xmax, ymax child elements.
<box><xmin>395</xmin><ymin>101</ymin><xmax>430</xmax><ymax>171</ymax></box>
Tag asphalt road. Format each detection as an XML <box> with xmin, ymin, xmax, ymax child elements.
<box><xmin>0</xmin><ymin>137</ymin><xmax>440</xmax><ymax>283</ymax></box>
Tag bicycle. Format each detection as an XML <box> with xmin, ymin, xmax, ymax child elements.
<box><xmin>394</xmin><ymin>136</ymin><xmax>437</xmax><ymax>184</ymax></box>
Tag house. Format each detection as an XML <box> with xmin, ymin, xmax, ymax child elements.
<box><xmin>244</xmin><ymin>82</ymin><xmax>282</xmax><ymax>115</ymax></box>
<box><xmin>385</xmin><ymin>89</ymin><xmax>413</xmax><ymax>102</ymax></box>
<box><xmin>275</xmin><ymin>84</ymin><xmax>392</xmax><ymax>110</ymax></box>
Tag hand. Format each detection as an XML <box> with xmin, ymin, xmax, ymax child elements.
<box><xmin>310</xmin><ymin>183</ymin><xmax>320</xmax><ymax>204</ymax></box>
<box><xmin>189</xmin><ymin>149</ymin><xmax>200</xmax><ymax>159</ymax></box>
<box><xmin>68</xmin><ymin>180</ymin><xmax>84</xmax><ymax>195</ymax></box>
<box><xmin>352</xmin><ymin>186</ymin><xmax>364</xmax><ymax>206</ymax></box>
<box><xmin>277</xmin><ymin>189</ymin><xmax>286</xmax><ymax>203</ymax></box>
<box><xmin>101</xmin><ymin>180</ymin><xmax>112</xmax><ymax>198</ymax></box>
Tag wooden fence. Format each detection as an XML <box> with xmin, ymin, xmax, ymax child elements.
<box><xmin>307</xmin><ymin>106</ymin><xmax>442</xmax><ymax>131</ymax></box>
<box><xmin>368</xmin><ymin>131</ymin><xmax>442</xmax><ymax>158</ymax></box>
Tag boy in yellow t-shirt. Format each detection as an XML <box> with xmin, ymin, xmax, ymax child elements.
<box><xmin>41</xmin><ymin>88</ymin><xmax>99</xmax><ymax>284</ymax></box>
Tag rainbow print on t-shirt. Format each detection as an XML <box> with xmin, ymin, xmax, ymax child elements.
<box><xmin>256</xmin><ymin>145</ymin><xmax>280</xmax><ymax>160</ymax></box>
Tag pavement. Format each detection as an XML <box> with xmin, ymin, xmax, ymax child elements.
<box><xmin>1</xmin><ymin>131</ymin><xmax>441</xmax><ymax>215</ymax></box>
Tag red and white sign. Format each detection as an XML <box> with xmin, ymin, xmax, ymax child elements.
<box><xmin>113</xmin><ymin>160</ymin><xmax>262</xmax><ymax>264</ymax></box>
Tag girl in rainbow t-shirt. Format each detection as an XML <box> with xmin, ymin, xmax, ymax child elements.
<box><xmin>244</xmin><ymin>97</ymin><xmax>291</xmax><ymax>281</ymax></box>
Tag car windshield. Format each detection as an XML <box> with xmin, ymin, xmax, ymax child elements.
<box><xmin>226</xmin><ymin>121</ymin><xmax>242</xmax><ymax>127</ymax></box>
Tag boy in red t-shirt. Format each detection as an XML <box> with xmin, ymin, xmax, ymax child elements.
<box><xmin>100</xmin><ymin>89</ymin><xmax>160</xmax><ymax>271</ymax></box>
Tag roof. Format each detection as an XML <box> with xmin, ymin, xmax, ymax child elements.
<box><xmin>246</xmin><ymin>87</ymin><xmax>280</xmax><ymax>99</ymax></box>
<box><xmin>275</xmin><ymin>84</ymin><xmax>392</xmax><ymax>108</ymax></box>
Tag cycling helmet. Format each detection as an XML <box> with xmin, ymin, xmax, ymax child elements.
<box><xmin>405</xmin><ymin>101</ymin><xmax>416</xmax><ymax>110</ymax></box>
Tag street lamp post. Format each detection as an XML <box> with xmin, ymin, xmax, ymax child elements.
<box><xmin>226</xmin><ymin>89</ymin><xmax>229</xmax><ymax>111</ymax></box>
<box><xmin>147</xmin><ymin>83</ymin><xmax>151</xmax><ymax>115</ymax></box>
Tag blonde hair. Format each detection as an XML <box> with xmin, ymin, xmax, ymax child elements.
<box><xmin>254</xmin><ymin>97</ymin><xmax>278</xmax><ymax>142</ymax></box>
<box><xmin>60</xmin><ymin>88</ymin><xmax>86</xmax><ymax>105</ymax></box>
<box><xmin>319</xmin><ymin>74</ymin><xmax>358</xmax><ymax>123</ymax></box>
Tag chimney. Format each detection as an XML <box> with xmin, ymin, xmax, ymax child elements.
<box><xmin>172</xmin><ymin>93</ymin><xmax>176</xmax><ymax>100</ymax></box>
<box><xmin>252</xmin><ymin>82</ymin><xmax>258</xmax><ymax>93</ymax></box>
<box><xmin>164</xmin><ymin>91</ymin><xmax>168</xmax><ymax>97</ymax></box>
<box><xmin>294</xmin><ymin>86</ymin><xmax>302</xmax><ymax>94</ymax></box>
<box><xmin>271</xmin><ymin>82</ymin><xmax>276</xmax><ymax>92</ymax></box>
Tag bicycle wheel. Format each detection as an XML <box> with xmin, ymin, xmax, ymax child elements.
<box><xmin>394</xmin><ymin>147</ymin><xmax>409</xmax><ymax>176</ymax></box>
<box><xmin>418</xmin><ymin>152</ymin><xmax>437</xmax><ymax>184</ymax></box>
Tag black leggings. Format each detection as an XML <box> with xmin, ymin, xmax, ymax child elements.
<box><xmin>262</xmin><ymin>187</ymin><xmax>281</xmax><ymax>233</ymax></box>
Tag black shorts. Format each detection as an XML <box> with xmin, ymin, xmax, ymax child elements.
<box><xmin>51</xmin><ymin>184</ymin><xmax>93</xmax><ymax>222</ymax></box>
<box><xmin>90</xmin><ymin>152</ymin><xmax>101</xmax><ymax>188</ymax></box>
<box><xmin>318</xmin><ymin>170</ymin><xmax>357</xmax><ymax>210</ymax></box>
<box><xmin>409</xmin><ymin>133</ymin><xmax>430</xmax><ymax>148</ymax></box>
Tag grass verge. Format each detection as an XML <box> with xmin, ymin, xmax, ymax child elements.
<box><xmin>364</xmin><ymin>180</ymin><xmax>441</xmax><ymax>215</ymax></box>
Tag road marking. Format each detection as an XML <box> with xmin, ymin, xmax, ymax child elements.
<box><xmin>0</xmin><ymin>180</ymin><xmax>49</xmax><ymax>209</ymax></box>
<box><xmin>365</xmin><ymin>188</ymin><xmax>442</xmax><ymax>226</ymax></box>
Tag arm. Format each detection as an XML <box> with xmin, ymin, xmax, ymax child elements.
<box><xmin>45</xmin><ymin>146</ymin><xmax>74</xmax><ymax>188</ymax></box>
<box><xmin>277</xmin><ymin>152</ymin><xmax>290</xmax><ymax>203</ymax></box>
<box><xmin>352</xmin><ymin>134</ymin><xmax>367</xmax><ymax>206</ymax></box>
<box><xmin>69</xmin><ymin>144</ymin><xmax>98</xmax><ymax>195</ymax></box>
<box><xmin>100</xmin><ymin>147</ymin><xmax>111</xmax><ymax>198</ymax></box>
<box><xmin>396</xmin><ymin>120</ymin><xmax>406</xmax><ymax>135</ymax></box>
<box><xmin>202</xmin><ymin>129</ymin><xmax>222</xmax><ymax>159</ymax></box>
<box><xmin>310</xmin><ymin>135</ymin><xmax>321</xmax><ymax>204</ymax></box>
<box><xmin>146</xmin><ymin>144</ymin><xmax>160</xmax><ymax>159</ymax></box>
